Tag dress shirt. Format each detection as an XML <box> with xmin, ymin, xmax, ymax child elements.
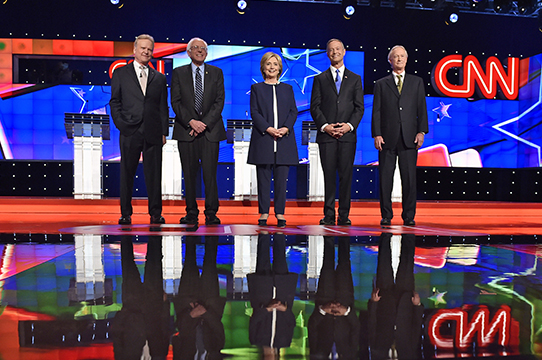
<box><xmin>191</xmin><ymin>62</ymin><xmax>205</xmax><ymax>93</ymax></box>
<box><xmin>392</xmin><ymin>71</ymin><xmax>404</xmax><ymax>87</ymax></box>
<box><xmin>319</xmin><ymin>65</ymin><xmax>354</xmax><ymax>133</ymax></box>
<box><xmin>133</xmin><ymin>60</ymin><xmax>148</xmax><ymax>79</ymax></box>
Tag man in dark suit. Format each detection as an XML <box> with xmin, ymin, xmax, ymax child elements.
<box><xmin>310</xmin><ymin>39</ymin><xmax>364</xmax><ymax>226</ymax></box>
<box><xmin>110</xmin><ymin>34</ymin><xmax>168</xmax><ymax>225</ymax></box>
<box><xmin>372</xmin><ymin>45</ymin><xmax>428</xmax><ymax>227</ymax></box>
<box><xmin>171</xmin><ymin>37</ymin><xmax>226</xmax><ymax>226</ymax></box>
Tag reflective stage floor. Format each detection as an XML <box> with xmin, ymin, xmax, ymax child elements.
<box><xmin>1</xmin><ymin>199</ymin><xmax>542</xmax><ymax>359</ymax></box>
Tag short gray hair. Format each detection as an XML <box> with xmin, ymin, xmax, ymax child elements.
<box><xmin>187</xmin><ymin>37</ymin><xmax>208</xmax><ymax>52</ymax></box>
<box><xmin>134</xmin><ymin>34</ymin><xmax>155</xmax><ymax>48</ymax></box>
<box><xmin>388</xmin><ymin>45</ymin><xmax>408</xmax><ymax>61</ymax></box>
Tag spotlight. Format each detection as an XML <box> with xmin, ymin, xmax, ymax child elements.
<box><xmin>470</xmin><ymin>0</ymin><xmax>487</xmax><ymax>11</ymax></box>
<box><xmin>444</xmin><ymin>4</ymin><xmax>459</xmax><ymax>25</ymax></box>
<box><xmin>493</xmin><ymin>0</ymin><xmax>511</xmax><ymax>13</ymax></box>
<box><xmin>237</xmin><ymin>0</ymin><xmax>248</xmax><ymax>14</ymax></box>
<box><xmin>517</xmin><ymin>0</ymin><xmax>535</xmax><ymax>15</ymax></box>
<box><xmin>342</xmin><ymin>0</ymin><xmax>357</xmax><ymax>18</ymax></box>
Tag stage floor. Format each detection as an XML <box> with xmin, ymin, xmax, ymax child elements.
<box><xmin>1</xmin><ymin>198</ymin><xmax>542</xmax><ymax>359</ymax></box>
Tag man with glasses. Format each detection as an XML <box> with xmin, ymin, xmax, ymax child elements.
<box><xmin>171</xmin><ymin>37</ymin><xmax>226</xmax><ymax>225</ymax></box>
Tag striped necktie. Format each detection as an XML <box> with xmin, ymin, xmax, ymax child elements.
<box><xmin>139</xmin><ymin>66</ymin><xmax>147</xmax><ymax>96</ymax></box>
<box><xmin>396</xmin><ymin>74</ymin><xmax>403</xmax><ymax>94</ymax></box>
<box><xmin>194</xmin><ymin>67</ymin><xmax>203</xmax><ymax>115</ymax></box>
<box><xmin>335</xmin><ymin>68</ymin><xmax>341</xmax><ymax>94</ymax></box>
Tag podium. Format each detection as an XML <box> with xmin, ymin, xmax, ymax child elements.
<box><xmin>302</xmin><ymin>121</ymin><xmax>325</xmax><ymax>201</ymax></box>
<box><xmin>162</xmin><ymin>118</ymin><xmax>183</xmax><ymax>200</ymax></box>
<box><xmin>227</xmin><ymin>119</ymin><xmax>257</xmax><ymax>200</ymax></box>
<box><xmin>64</xmin><ymin>113</ymin><xmax>109</xmax><ymax>199</ymax></box>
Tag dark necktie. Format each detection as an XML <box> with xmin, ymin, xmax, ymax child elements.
<box><xmin>195</xmin><ymin>67</ymin><xmax>203</xmax><ymax>115</ymax></box>
<box><xmin>396</xmin><ymin>74</ymin><xmax>403</xmax><ymax>94</ymax></box>
<box><xmin>335</xmin><ymin>68</ymin><xmax>341</xmax><ymax>94</ymax></box>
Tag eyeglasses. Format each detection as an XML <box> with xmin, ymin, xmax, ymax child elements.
<box><xmin>190</xmin><ymin>45</ymin><xmax>207</xmax><ymax>52</ymax></box>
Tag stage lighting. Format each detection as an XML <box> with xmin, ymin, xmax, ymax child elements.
<box><xmin>470</xmin><ymin>0</ymin><xmax>487</xmax><ymax>11</ymax></box>
<box><xmin>237</xmin><ymin>0</ymin><xmax>248</xmax><ymax>14</ymax></box>
<box><xmin>517</xmin><ymin>0</ymin><xmax>535</xmax><ymax>15</ymax></box>
<box><xmin>493</xmin><ymin>0</ymin><xmax>511</xmax><ymax>13</ymax></box>
<box><xmin>342</xmin><ymin>0</ymin><xmax>357</xmax><ymax>19</ymax></box>
<box><xmin>444</xmin><ymin>4</ymin><xmax>459</xmax><ymax>24</ymax></box>
<box><xmin>110</xmin><ymin>0</ymin><xmax>119</xmax><ymax>4</ymax></box>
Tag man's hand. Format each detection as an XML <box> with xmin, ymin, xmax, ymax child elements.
<box><xmin>414</xmin><ymin>132</ymin><xmax>425</xmax><ymax>149</ymax></box>
<box><xmin>371</xmin><ymin>288</ymin><xmax>381</xmax><ymax>302</ymax></box>
<box><xmin>374</xmin><ymin>136</ymin><xmax>385</xmax><ymax>151</ymax></box>
<box><xmin>162</xmin><ymin>135</ymin><xmax>167</xmax><ymax>146</ymax></box>
<box><xmin>189</xmin><ymin>303</ymin><xmax>207</xmax><ymax>318</ymax></box>
<box><xmin>189</xmin><ymin>119</ymin><xmax>207</xmax><ymax>135</ymax></box>
<box><xmin>412</xmin><ymin>291</ymin><xmax>421</xmax><ymax>306</ymax></box>
<box><xmin>324</xmin><ymin>123</ymin><xmax>346</xmax><ymax>139</ymax></box>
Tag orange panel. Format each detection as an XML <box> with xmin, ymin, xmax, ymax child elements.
<box><xmin>33</xmin><ymin>39</ymin><xmax>53</xmax><ymax>55</ymax></box>
<box><xmin>53</xmin><ymin>39</ymin><xmax>74</xmax><ymax>55</ymax></box>
<box><xmin>0</xmin><ymin>69</ymin><xmax>13</xmax><ymax>84</ymax></box>
<box><xmin>0</xmin><ymin>53</ymin><xmax>12</xmax><ymax>69</ymax></box>
<box><xmin>114</xmin><ymin>41</ymin><xmax>134</xmax><ymax>57</ymax></box>
<box><xmin>0</xmin><ymin>39</ymin><xmax>12</xmax><ymax>53</ymax></box>
<box><xmin>92</xmin><ymin>40</ymin><xmax>115</xmax><ymax>57</ymax></box>
<box><xmin>12</xmin><ymin>38</ymin><xmax>32</xmax><ymax>54</ymax></box>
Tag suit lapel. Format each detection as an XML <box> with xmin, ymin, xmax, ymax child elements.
<box><xmin>324</xmin><ymin>68</ymin><xmax>338</xmax><ymax>95</ymax></box>
<box><xmin>385</xmin><ymin>74</ymin><xmax>400</xmax><ymax>98</ymax></box>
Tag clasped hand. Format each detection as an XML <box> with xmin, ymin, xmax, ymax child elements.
<box><xmin>266</xmin><ymin>127</ymin><xmax>288</xmax><ymax>140</ymax></box>
<box><xmin>189</xmin><ymin>119</ymin><xmax>207</xmax><ymax>137</ymax></box>
<box><xmin>325</xmin><ymin>123</ymin><xmax>349</xmax><ymax>139</ymax></box>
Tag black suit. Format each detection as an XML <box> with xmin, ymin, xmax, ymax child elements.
<box><xmin>110</xmin><ymin>62</ymin><xmax>169</xmax><ymax>218</ymax></box>
<box><xmin>171</xmin><ymin>63</ymin><xmax>226</xmax><ymax>220</ymax></box>
<box><xmin>371</xmin><ymin>73</ymin><xmax>428</xmax><ymax>221</ymax></box>
<box><xmin>310</xmin><ymin>67</ymin><xmax>364</xmax><ymax>220</ymax></box>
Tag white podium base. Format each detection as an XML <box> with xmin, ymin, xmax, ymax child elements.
<box><xmin>73</xmin><ymin>136</ymin><xmax>103</xmax><ymax>199</ymax></box>
<box><xmin>233</xmin><ymin>141</ymin><xmax>257</xmax><ymax>200</ymax></box>
<box><xmin>162</xmin><ymin>139</ymin><xmax>183</xmax><ymax>200</ymax></box>
<box><xmin>308</xmin><ymin>142</ymin><xmax>325</xmax><ymax>202</ymax></box>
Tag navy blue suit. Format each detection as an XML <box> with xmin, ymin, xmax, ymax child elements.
<box><xmin>248</xmin><ymin>82</ymin><xmax>298</xmax><ymax>215</ymax></box>
<box><xmin>310</xmin><ymin>67</ymin><xmax>364</xmax><ymax>221</ymax></box>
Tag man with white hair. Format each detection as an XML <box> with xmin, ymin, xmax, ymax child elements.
<box><xmin>171</xmin><ymin>37</ymin><xmax>226</xmax><ymax>225</ymax></box>
<box><xmin>372</xmin><ymin>45</ymin><xmax>429</xmax><ymax>227</ymax></box>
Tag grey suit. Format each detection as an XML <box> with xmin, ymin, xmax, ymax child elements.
<box><xmin>171</xmin><ymin>63</ymin><xmax>226</xmax><ymax>219</ymax></box>
<box><xmin>310</xmin><ymin>67</ymin><xmax>364</xmax><ymax>220</ymax></box>
<box><xmin>371</xmin><ymin>73</ymin><xmax>429</xmax><ymax>221</ymax></box>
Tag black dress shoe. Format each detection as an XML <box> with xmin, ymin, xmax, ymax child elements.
<box><xmin>380</xmin><ymin>218</ymin><xmax>391</xmax><ymax>226</ymax></box>
<box><xmin>118</xmin><ymin>216</ymin><xmax>131</xmax><ymax>225</ymax></box>
<box><xmin>277</xmin><ymin>219</ymin><xmax>286</xmax><ymax>228</ymax></box>
<box><xmin>180</xmin><ymin>215</ymin><xmax>198</xmax><ymax>224</ymax></box>
<box><xmin>403</xmin><ymin>219</ymin><xmax>416</xmax><ymax>226</ymax></box>
<box><xmin>150</xmin><ymin>215</ymin><xmax>165</xmax><ymax>224</ymax></box>
<box><xmin>258</xmin><ymin>219</ymin><xmax>267</xmax><ymax>226</ymax></box>
<box><xmin>337</xmin><ymin>217</ymin><xmax>352</xmax><ymax>226</ymax></box>
<box><xmin>319</xmin><ymin>217</ymin><xmax>335</xmax><ymax>225</ymax></box>
<box><xmin>205</xmin><ymin>216</ymin><xmax>221</xmax><ymax>225</ymax></box>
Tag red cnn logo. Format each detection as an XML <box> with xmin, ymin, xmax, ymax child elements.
<box><xmin>108</xmin><ymin>59</ymin><xmax>165</xmax><ymax>79</ymax></box>
<box><xmin>427</xmin><ymin>305</ymin><xmax>519</xmax><ymax>351</ymax></box>
<box><xmin>432</xmin><ymin>55</ymin><xmax>519</xmax><ymax>100</ymax></box>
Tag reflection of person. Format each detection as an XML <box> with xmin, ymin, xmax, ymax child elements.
<box><xmin>110</xmin><ymin>34</ymin><xmax>168</xmax><ymax>225</ymax></box>
<box><xmin>248</xmin><ymin>52</ymin><xmax>298</xmax><ymax>227</ymax></box>
<box><xmin>172</xmin><ymin>236</ymin><xmax>226</xmax><ymax>360</ymax></box>
<box><xmin>113</xmin><ymin>236</ymin><xmax>171</xmax><ymax>360</ymax></box>
<box><xmin>308</xmin><ymin>236</ymin><xmax>359</xmax><ymax>358</ymax></box>
<box><xmin>372</xmin><ymin>45</ymin><xmax>428</xmax><ymax>226</ymax></box>
<box><xmin>171</xmin><ymin>37</ymin><xmax>226</xmax><ymax>226</ymax></box>
<box><xmin>366</xmin><ymin>233</ymin><xmax>424</xmax><ymax>360</ymax></box>
<box><xmin>310</xmin><ymin>39</ymin><xmax>364</xmax><ymax>226</ymax></box>
<box><xmin>247</xmin><ymin>233</ymin><xmax>298</xmax><ymax>355</ymax></box>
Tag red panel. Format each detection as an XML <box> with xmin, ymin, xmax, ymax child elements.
<box><xmin>92</xmin><ymin>40</ymin><xmax>115</xmax><ymax>56</ymax></box>
<box><xmin>0</xmin><ymin>53</ymin><xmax>12</xmax><ymax>69</ymax></box>
<box><xmin>417</xmin><ymin>144</ymin><xmax>451</xmax><ymax>167</ymax></box>
<box><xmin>12</xmin><ymin>38</ymin><xmax>32</xmax><ymax>54</ymax></box>
<box><xmin>73</xmin><ymin>40</ymin><xmax>93</xmax><ymax>56</ymax></box>
<box><xmin>113</xmin><ymin>41</ymin><xmax>134</xmax><ymax>57</ymax></box>
<box><xmin>52</xmin><ymin>39</ymin><xmax>74</xmax><ymax>55</ymax></box>
<box><xmin>0</xmin><ymin>39</ymin><xmax>12</xmax><ymax>53</ymax></box>
<box><xmin>0</xmin><ymin>69</ymin><xmax>12</xmax><ymax>84</ymax></box>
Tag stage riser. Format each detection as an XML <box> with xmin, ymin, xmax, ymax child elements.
<box><xmin>0</xmin><ymin>160</ymin><xmax>540</xmax><ymax>202</ymax></box>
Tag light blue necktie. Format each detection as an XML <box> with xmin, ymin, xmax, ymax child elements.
<box><xmin>335</xmin><ymin>68</ymin><xmax>341</xmax><ymax>94</ymax></box>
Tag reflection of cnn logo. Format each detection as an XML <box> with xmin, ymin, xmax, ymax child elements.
<box><xmin>108</xmin><ymin>59</ymin><xmax>165</xmax><ymax>78</ymax></box>
<box><xmin>427</xmin><ymin>305</ymin><xmax>519</xmax><ymax>351</ymax></box>
<box><xmin>432</xmin><ymin>55</ymin><xmax>520</xmax><ymax>100</ymax></box>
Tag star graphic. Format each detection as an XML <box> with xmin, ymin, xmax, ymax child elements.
<box><xmin>432</xmin><ymin>101</ymin><xmax>452</xmax><ymax>120</ymax></box>
<box><xmin>429</xmin><ymin>287</ymin><xmax>447</xmax><ymax>305</ymax></box>
<box><xmin>492</xmin><ymin>75</ymin><xmax>542</xmax><ymax>167</ymax></box>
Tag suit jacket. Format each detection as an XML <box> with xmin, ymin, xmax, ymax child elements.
<box><xmin>371</xmin><ymin>73</ymin><xmax>429</xmax><ymax>149</ymax></box>
<box><xmin>109</xmin><ymin>62</ymin><xmax>169</xmax><ymax>143</ymax></box>
<box><xmin>310</xmin><ymin>67</ymin><xmax>364</xmax><ymax>144</ymax></box>
<box><xmin>171</xmin><ymin>63</ymin><xmax>226</xmax><ymax>143</ymax></box>
<box><xmin>247</xmin><ymin>82</ymin><xmax>299</xmax><ymax>165</ymax></box>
